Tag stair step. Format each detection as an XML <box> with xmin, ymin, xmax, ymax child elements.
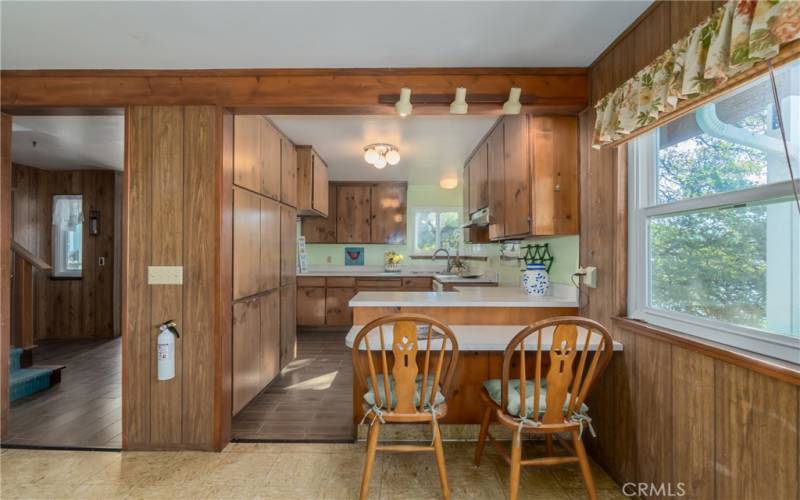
<box><xmin>9</xmin><ymin>346</ymin><xmax>35</xmax><ymax>371</ymax></box>
<box><xmin>9</xmin><ymin>365</ymin><xmax>65</xmax><ymax>401</ymax></box>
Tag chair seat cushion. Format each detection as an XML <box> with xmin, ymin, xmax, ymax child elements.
<box><xmin>482</xmin><ymin>379</ymin><xmax>589</xmax><ymax>418</ymax></box>
<box><xmin>363</xmin><ymin>374</ymin><xmax>445</xmax><ymax>409</ymax></box>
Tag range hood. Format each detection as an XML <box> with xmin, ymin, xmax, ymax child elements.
<box><xmin>462</xmin><ymin>207</ymin><xmax>490</xmax><ymax>228</ymax></box>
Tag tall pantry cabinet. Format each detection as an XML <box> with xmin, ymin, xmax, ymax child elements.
<box><xmin>231</xmin><ymin>115</ymin><xmax>297</xmax><ymax>415</ymax></box>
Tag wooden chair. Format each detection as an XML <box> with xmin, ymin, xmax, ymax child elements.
<box><xmin>473</xmin><ymin>316</ymin><xmax>614</xmax><ymax>500</ymax></box>
<box><xmin>351</xmin><ymin>313</ymin><xmax>460</xmax><ymax>500</ymax></box>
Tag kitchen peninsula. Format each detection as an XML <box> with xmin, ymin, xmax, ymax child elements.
<box><xmin>346</xmin><ymin>284</ymin><xmax>622</xmax><ymax>425</ymax></box>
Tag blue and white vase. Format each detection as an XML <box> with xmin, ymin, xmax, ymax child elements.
<box><xmin>521</xmin><ymin>264</ymin><xmax>549</xmax><ymax>296</ymax></box>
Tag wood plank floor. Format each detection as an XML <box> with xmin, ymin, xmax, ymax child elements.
<box><xmin>3</xmin><ymin>338</ymin><xmax>121</xmax><ymax>450</ymax></box>
<box><xmin>232</xmin><ymin>329</ymin><xmax>354</xmax><ymax>442</ymax></box>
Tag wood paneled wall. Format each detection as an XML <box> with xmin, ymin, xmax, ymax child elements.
<box><xmin>581</xmin><ymin>2</ymin><xmax>800</xmax><ymax>498</ymax></box>
<box><xmin>124</xmin><ymin>105</ymin><xmax>228</xmax><ymax>450</ymax></box>
<box><xmin>1</xmin><ymin>113</ymin><xmax>12</xmax><ymax>440</ymax></box>
<box><xmin>11</xmin><ymin>164</ymin><xmax>118</xmax><ymax>340</ymax></box>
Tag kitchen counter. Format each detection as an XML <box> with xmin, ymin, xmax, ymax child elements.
<box><xmin>298</xmin><ymin>267</ymin><xmax>500</xmax><ymax>285</ymax></box>
<box><xmin>349</xmin><ymin>284</ymin><xmax>578</xmax><ymax>308</ymax></box>
<box><xmin>345</xmin><ymin>324</ymin><xmax>622</xmax><ymax>351</ymax></box>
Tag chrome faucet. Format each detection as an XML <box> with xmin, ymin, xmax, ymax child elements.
<box><xmin>432</xmin><ymin>248</ymin><xmax>452</xmax><ymax>273</ymax></box>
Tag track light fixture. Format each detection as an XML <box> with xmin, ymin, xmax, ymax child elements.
<box><xmin>395</xmin><ymin>88</ymin><xmax>413</xmax><ymax>117</ymax></box>
<box><xmin>502</xmin><ymin>87</ymin><xmax>522</xmax><ymax>115</ymax></box>
<box><xmin>450</xmin><ymin>87</ymin><xmax>468</xmax><ymax>114</ymax></box>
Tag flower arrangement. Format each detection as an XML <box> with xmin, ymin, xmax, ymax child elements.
<box><xmin>384</xmin><ymin>251</ymin><xmax>403</xmax><ymax>272</ymax></box>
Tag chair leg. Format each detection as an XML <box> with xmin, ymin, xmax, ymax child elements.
<box><xmin>431</xmin><ymin>419</ymin><xmax>450</xmax><ymax>500</ymax></box>
<box><xmin>571</xmin><ymin>429</ymin><xmax>597</xmax><ymax>500</ymax></box>
<box><xmin>545</xmin><ymin>434</ymin><xmax>555</xmax><ymax>456</ymax></box>
<box><xmin>509</xmin><ymin>428</ymin><xmax>522</xmax><ymax>500</ymax></box>
<box><xmin>474</xmin><ymin>404</ymin><xmax>492</xmax><ymax>466</ymax></box>
<box><xmin>359</xmin><ymin>421</ymin><xmax>381</xmax><ymax>500</ymax></box>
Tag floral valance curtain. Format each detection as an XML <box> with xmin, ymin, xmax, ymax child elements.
<box><xmin>593</xmin><ymin>0</ymin><xmax>800</xmax><ymax>148</ymax></box>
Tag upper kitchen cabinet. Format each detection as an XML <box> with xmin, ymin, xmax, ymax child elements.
<box><xmin>302</xmin><ymin>184</ymin><xmax>337</xmax><ymax>243</ymax></box>
<box><xmin>466</xmin><ymin>115</ymin><xmax>578</xmax><ymax>240</ymax></box>
<box><xmin>280</xmin><ymin>138</ymin><xmax>298</xmax><ymax>207</ymax></box>
<box><xmin>233</xmin><ymin>115</ymin><xmax>281</xmax><ymax>200</ymax></box>
<box><xmin>296</xmin><ymin>146</ymin><xmax>329</xmax><ymax>217</ymax></box>
<box><xmin>370</xmin><ymin>182</ymin><xmax>407</xmax><ymax>244</ymax></box>
<box><xmin>336</xmin><ymin>184</ymin><xmax>371</xmax><ymax>243</ymax></box>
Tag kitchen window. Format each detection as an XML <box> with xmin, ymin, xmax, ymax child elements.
<box><xmin>52</xmin><ymin>195</ymin><xmax>83</xmax><ymax>278</ymax></box>
<box><xmin>628</xmin><ymin>59</ymin><xmax>800</xmax><ymax>363</ymax></box>
<box><xmin>411</xmin><ymin>208</ymin><xmax>462</xmax><ymax>254</ymax></box>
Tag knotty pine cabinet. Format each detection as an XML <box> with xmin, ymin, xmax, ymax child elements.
<box><xmin>280</xmin><ymin>283</ymin><xmax>297</xmax><ymax>369</ymax></box>
<box><xmin>233</xmin><ymin>115</ymin><xmax>281</xmax><ymax>199</ymax></box>
<box><xmin>280</xmin><ymin>205</ymin><xmax>297</xmax><ymax>286</ymax></box>
<box><xmin>259</xmin><ymin>289</ymin><xmax>281</xmax><ymax>388</ymax></box>
<box><xmin>302</xmin><ymin>182</ymin><xmax>408</xmax><ymax>244</ymax></box>
<box><xmin>464</xmin><ymin>115</ymin><xmax>578</xmax><ymax>240</ymax></box>
<box><xmin>280</xmin><ymin>137</ymin><xmax>298</xmax><ymax>207</ymax></box>
<box><xmin>232</xmin><ymin>298</ymin><xmax>261</xmax><ymax>415</ymax></box>
<box><xmin>296</xmin><ymin>146</ymin><xmax>329</xmax><ymax>217</ymax></box>
<box><xmin>233</xmin><ymin>187</ymin><xmax>262</xmax><ymax>299</ymax></box>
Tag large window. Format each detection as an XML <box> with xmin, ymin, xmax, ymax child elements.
<box><xmin>629</xmin><ymin>59</ymin><xmax>800</xmax><ymax>363</ymax></box>
<box><xmin>52</xmin><ymin>195</ymin><xmax>83</xmax><ymax>278</ymax></box>
<box><xmin>411</xmin><ymin>208</ymin><xmax>462</xmax><ymax>254</ymax></box>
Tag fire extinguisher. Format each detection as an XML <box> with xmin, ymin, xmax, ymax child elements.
<box><xmin>157</xmin><ymin>320</ymin><xmax>180</xmax><ymax>381</ymax></box>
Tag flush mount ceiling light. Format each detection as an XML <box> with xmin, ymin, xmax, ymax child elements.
<box><xmin>363</xmin><ymin>143</ymin><xmax>400</xmax><ymax>169</ymax></box>
<box><xmin>502</xmin><ymin>87</ymin><xmax>522</xmax><ymax>115</ymax></box>
<box><xmin>395</xmin><ymin>88</ymin><xmax>413</xmax><ymax>117</ymax></box>
<box><xmin>450</xmin><ymin>87</ymin><xmax>468</xmax><ymax>114</ymax></box>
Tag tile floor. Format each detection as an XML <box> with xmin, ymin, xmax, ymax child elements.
<box><xmin>4</xmin><ymin>338</ymin><xmax>122</xmax><ymax>449</ymax></box>
<box><xmin>0</xmin><ymin>441</ymin><xmax>625</xmax><ymax>499</ymax></box>
<box><xmin>232</xmin><ymin>329</ymin><xmax>354</xmax><ymax>441</ymax></box>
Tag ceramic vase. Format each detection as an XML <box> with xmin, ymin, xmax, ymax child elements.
<box><xmin>521</xmin><ymin>264</ymin><xmax>549</xmax><ymax>296</ymax></box>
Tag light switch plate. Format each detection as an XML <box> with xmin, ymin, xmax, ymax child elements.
<box><xmin>148</xmin><ymin>266</ymin><xmax>183</xmax><ymax>285</ymax></box>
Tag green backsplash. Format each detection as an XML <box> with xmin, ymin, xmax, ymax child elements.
<box><xmin>301</xmin><ymin>184</ymin><xmax>579</xmax><ymax>286</ymax></box>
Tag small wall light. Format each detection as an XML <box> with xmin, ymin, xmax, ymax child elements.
<box><xmin>440</xmin><ymin>177</ymin><xmax>458</xmax><ymax>190</ymax></box>
<box><xmin>502</xmin><ymin>87</ymin><xmax>522</xmax><ymax>115</ymax></box>
<box><xmin>450</xmin><ymin>87</ymin><xmax>468</xmax><ymax>115</ymax></box>
<box><xmin>89</xmin><ymin>210</ymin><xmax>100</xmax><ymax>236</ymax></box>
<box><xmin>395</xmin><ymin>88</ymin><xmax>413</xmax><ymax>117</ymax></box>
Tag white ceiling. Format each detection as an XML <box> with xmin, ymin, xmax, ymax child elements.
<box><xmin>270</xmin><ymin>115</ymin><xmax>498</xmax><ymax>184</ymax></box>
<box><xmin>1</xmin><ymin>1</ymin><xmax>652</xmax><ymax>69</ymax></box>
<box><xmin>12</xmin><ymin>116</ymin><xmax>125</xmax><ymax>171</ymax></box>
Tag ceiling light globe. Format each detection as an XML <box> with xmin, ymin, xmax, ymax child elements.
<box><xmin>364</xmin><ymin>148</ymin><xmax>379</xmax><ymax>164</ymax></box>
<box><xmin>440</xmin><ymin>177</ymin><xmax>458</xmax><ymax>190</ymax></box>
<box><xmin>385</xmin><ymin>149</ymin><xmax>400</xmax><ymax>165</ymax></box>
<box><xmin>374</xmin><ymin>155</ymin><xmax>388</xmax><ymax>169</ymax></box>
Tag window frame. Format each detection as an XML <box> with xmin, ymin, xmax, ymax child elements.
<box><xmin>410</xmin><ymin>206</ymin><xmax>463</xmax><ymax>255</ymax></box>
<box><xmin>628</xmin><ymin>131</ymin><xmax>800</xmax><ymax>364</ymax></box>
<box><xmin>52</xmin><ymin>194</ymin><xmax>84</xmax><ymax>279</ymax></box>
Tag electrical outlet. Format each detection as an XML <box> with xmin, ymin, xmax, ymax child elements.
<box><xmin>148</xmin><ymin>266</ymin><xmax>183</xmax><ymax>285</ymax></box>
<box><xmin>326</xmin><ymin>255</ymin><xmax>332</xmax><ymax>264</ymax></box>
<box><xmin>584</xmin><ymin>266</ymin><xmax>597</xmax><ymax>288</ymax></box>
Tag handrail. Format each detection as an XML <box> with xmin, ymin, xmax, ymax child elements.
<box><xmin>11</xmin><ymin>240</ymin><xmax>51</xmax><ymax>271</ymax></box>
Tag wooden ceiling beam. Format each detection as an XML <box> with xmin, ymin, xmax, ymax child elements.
<box><xmin>0</xmin><ymin>68</ymin><xmax>588</xmax><ymax>114</ymax></box>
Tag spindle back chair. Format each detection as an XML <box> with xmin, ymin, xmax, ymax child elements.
<box><xmin>473</xmin><ymin>316</ymin><xmax>614</xmax><ymax>500</ymax></box>
<box><xmin>351</xmin><ymin>313</ymin><xmax>460</xmax><ymax>500</ymax></box>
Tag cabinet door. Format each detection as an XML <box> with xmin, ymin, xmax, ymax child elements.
<box><xmin>531</xmin><ymin>116</ymin><xmax>579</xmax><ymax>235</ymax></box>
<box><xmin>302</xmin><ymin>184</ymin><xmax>337</xmax><ymax>243</ymax></box>
<box><xmin>280</xmin><ymin>138</ymin><xmax>298</xmax><ymax>207</ymax></box>
<box><xmin>233</xmin><ymin>187</ymin><xmax>261</xmax><ymax>300</ymax></box>
<box><xmin>279</xmin><ymin>284</ymin><xmax>297</xmax><ymax>369</ymax></box>
<box><xmin>259</xmin><ymin>289</ymin><xmax>280</xmax><ymax>387</ymax></box>
<box><xmin>280</xmin><ymin>205</ymin><xmax>297</xmax><ymax>286</ymax></box>
<box><xmin>261</xmin><ymin>119</ymin><xmax>281</xmax><ymax>200</ymax></box>
<box><xmin>370</xmin><ymin>182</ymin><xmax>406</xmax><ymax>244</ymax></box>
<box><xmin>261</xmin><ymin>197</ymin><xmax>280</xmax><ymax>291</ymax></box>
<box><xmin>312</xmin><ymin>153</ymin><xmax>329</xmax><ymax>216</ymax></box>
<box><xmin>233</xmin><ymin>298</ymin><xmax>261</xmax><ymax>415</ymax></box>
<box><xmin>503</xmin><ymin>115</ymin><xmax>531</xmax><ymax>238</ymax></box>
<box><xmin>325</xmin><ymin>287</ymin><xmax>356</xmax><ymax>326</ymax></box>
<box><xmin>233</xmin><ymin>115</ymin><xmax>262</xmax><ymax>193</ymax></box>
<box><xmin>469</xmin><ymin>143</ymin><xmax>489</xmax><ymax>213</ymax></box>
<box><xmin>336</xmin><ymin>184</ymin><xmax>371</xmax><ymax>243</ymax></box>
<box><xmin>487</xmin><ymin>123</ymin><xmax>506</xmax><ymax>240</ymax></box>
<box><xmin>297</xmin><ymin>286</ymin><xmax>326</xmax><ymax>326</ymax></box>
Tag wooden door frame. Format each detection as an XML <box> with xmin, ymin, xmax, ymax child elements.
<box><xmin>0</xmin><ymin>107</ymin><xmax>126</xmax><ymax>446</ymax></box>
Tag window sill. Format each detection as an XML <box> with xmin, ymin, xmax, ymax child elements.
<box><xmin>613</xmin><ymin>316</ymin><xmax>800</xmax><ymax>386</ymax></box>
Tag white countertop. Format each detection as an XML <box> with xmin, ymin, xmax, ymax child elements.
<box><xmin>349</xmin><ymin>284</ymin><xmax>579</xmax><ymax>308</ymax></box>
<box><xmin>345</xmin><ymin>324</ymin><xmax>622</xmax><ymax>351</ymax></box>
<box><xmin>298</xmin><ymin>267</ymin><xmax>499</xmax><ymax>284</ymax></box>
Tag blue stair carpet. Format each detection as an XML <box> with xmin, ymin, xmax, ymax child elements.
<box><xmin>10</xmin><ymin>347</ymin><xmax>23</xmax><ymax>371</ymax></box>
<box><xmin>10</xmin><ymin>367</ymin><xmax>54</xmax><ymax>401</ymax></box>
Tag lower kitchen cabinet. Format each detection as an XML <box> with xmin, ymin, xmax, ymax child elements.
<box><xmin>280</xmin><ymin>284</ymin><xmax>297</xmax><ymax>369</ymax></box>
<box><xmin>325</xmin><ymin>287</ymin><xmax>357</xmax><ymax>326</ymax></box>
<box><xmin>296</xmin><ymin>285</ymin><xmax>326</xmax><ymax>327</ymax></box>
<box><xmin>259</xmin><ymin>290</ymin><xmax>281</xmax><ymax>388</ymax></box>
<box><xmin>232</xmin><ymin>298</ymin><xmax>262</xmax><ymax>415</ymax></box>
